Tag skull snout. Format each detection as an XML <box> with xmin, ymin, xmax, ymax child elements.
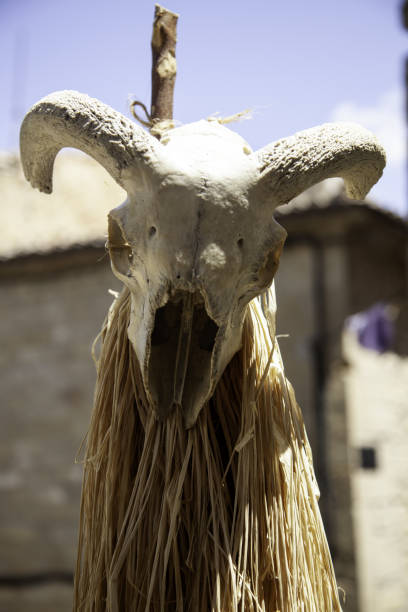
<box><xmin>147</xmin><ymin>289</ymin><xmax>219</xmax><ymax>425</ymax></box>
<box><xmin>172</xmin><ymin>242</ymin><xmax>227</xmax><ymax>288</ymax></box>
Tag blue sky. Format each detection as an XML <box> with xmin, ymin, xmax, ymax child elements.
<box><xmin>1</xmin><ymin>0</ymin><xmax>406</xmax><ymax>214</ymax></box>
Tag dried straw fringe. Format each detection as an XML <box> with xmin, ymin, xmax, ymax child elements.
<box><xmin>74</xmin><ymin>289</ymin><xmax>342</xmax><ymax>611</ymax></box>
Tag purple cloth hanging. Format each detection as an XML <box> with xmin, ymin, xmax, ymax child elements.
<box><xmin>349</xmin><ymin>303</ymin><xmax>394</xmax><ymax>353</ymax></box>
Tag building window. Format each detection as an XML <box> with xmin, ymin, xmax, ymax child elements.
<box><xmin>360</xmin><ymin>447</ymin><xmax>377</xmax><ymax>469</ymax></box>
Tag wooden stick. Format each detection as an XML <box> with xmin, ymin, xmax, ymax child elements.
<box><xmin>150</xmin><ymin>4</ymin><xmax>179</xmax><ymax>122</ymax></box>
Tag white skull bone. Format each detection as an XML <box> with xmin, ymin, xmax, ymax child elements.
<box><xmin>20</xmin><ymin>91</ymin><xmax>386</xmax><ymax>427</ymax></box>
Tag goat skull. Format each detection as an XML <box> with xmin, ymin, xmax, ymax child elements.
<box><xmin>20</xmin><ymin>91</ymin><xmax>386</xmax><ymax>427</ymax></box>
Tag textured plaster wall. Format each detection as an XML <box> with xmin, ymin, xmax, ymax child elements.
<box><xmin>345</xmin><ymin>333</ymin><xmax>408</xmax><ymax>612</ymax></box>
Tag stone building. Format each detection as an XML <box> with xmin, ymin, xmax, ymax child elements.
<box><xmin>275</xmin><ymin>182</ymin><xmax>408</xmax><ymax>611</ymax></box>
<box><xmin>0</xmin><ymin>153</ymin><xmax>124</xmax><ymax>611</ymax></box>
<box><xmin>1</xmin><ymin>154</ymin><xmax>407</xmax><ymax>611</ymax></box>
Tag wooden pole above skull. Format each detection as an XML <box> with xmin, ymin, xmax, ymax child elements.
<box><xmin>150</xmin><ymin>4</ymin><xmax>179</xmax><ymax>122</ymax></box>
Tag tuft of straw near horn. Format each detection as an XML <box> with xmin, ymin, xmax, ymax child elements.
<box><xmin>74</xmin><ymin>288</ymin><xmax>342</xmax><ymax>611</ymax></box>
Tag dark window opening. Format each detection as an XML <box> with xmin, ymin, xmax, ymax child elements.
<box><xmin>360</xmin><ymin>447</ymin><xmax>377</xmax><ymax>469</ymax></box>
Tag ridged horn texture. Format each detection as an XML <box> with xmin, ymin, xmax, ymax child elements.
<box><xmin>254</xmin><ymin>122</ymin><xmax>386</xmax><ymax>205</ymax></box>
<box><xmin>20</xmin><ymin>90</ymin><xmax>163</xmax><ymax>193</ymax></box>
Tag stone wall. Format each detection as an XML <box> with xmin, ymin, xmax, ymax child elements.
<box><xmin>1</xmin><ymin>210</ymin><xmax>406</xmax><ymax>611</ymax></box>
<box><xmin>275</xmin><ymin>244</ymin><xmax>316</xmax><ymax>448</ymax></box>
<box><xmin>275</xmin><ymin>239</ymin><xmax>358</xmax><ymax>611</ymax></box>
<box><xmin>0</xmin><ymin>254</ymin><xmax>120</xmax><ymax>611</ymax></box>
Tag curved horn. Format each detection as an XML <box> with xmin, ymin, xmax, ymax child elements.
<box><xmin>254</xmin><ymin>122</ymin><xmax>386</xmax><ymax>206</ymax></box>
<box><xmin>20</xmin><ymin>90</ymin><xmax>164</xmax><ymax>193</ymax></box>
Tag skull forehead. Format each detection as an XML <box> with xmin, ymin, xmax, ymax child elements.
<box><xmin>161</xmin><ymin>120</ymin><xmax>253</xmax><ymax>154</ymax></box>
<box><xmin>114</xmin><ymin>151</ymin><xmax>282</xmax><ymax>262</ymax></box>
<box><xmin>116</xmin><ymin>172</ymin><xmax>261</xmax><ymax>249</ymax></box>
<box><xmin>160</xmin><ymin>120</ymin><xmax>256</xmax><ymax>182</ymax></box>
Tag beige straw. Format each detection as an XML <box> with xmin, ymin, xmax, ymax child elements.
<box><xmin>74</xmin><ymin>288</ymin><xmax>341</xmax><ymax>611</ymax></box>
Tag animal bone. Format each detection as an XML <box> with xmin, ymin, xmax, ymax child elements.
<box><xmin>20</xmin><ymin>90</ymin><xmax>386</xmax><ymax>428</ymax></box>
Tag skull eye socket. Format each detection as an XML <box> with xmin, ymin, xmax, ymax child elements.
<box><xmin>237</xmin><ymin>237</ymin><xmax>244</xmax><ymax>249</ymax></box>
<box><xmin>149</xmin><ymin>226</ymin><xmax>157</xmax><ymax>238</ymax></box>
<box><xmin>107</xmin><ymin>215</ymin><xmax>132</xmax><ymax>277</ymax></box>
<box><xmin>109</xmin><ymin>245</ymin><xmax>133</xmax><ymax>277</ymax></box>
<box><xmin>257</xmin><ymin>249</ymin><xmax>280</xmax><ymax>288</ymax></box>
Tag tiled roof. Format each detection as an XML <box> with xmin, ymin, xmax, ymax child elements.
<box><xmin>275</xmin><ymin>177</ymin><xmax>406</xmax><ymax>227</ymax></box>
<box><xmin>0</xmin><ymin>152</ymin><xmax>125</xmax><ymax>260</ymax></box>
